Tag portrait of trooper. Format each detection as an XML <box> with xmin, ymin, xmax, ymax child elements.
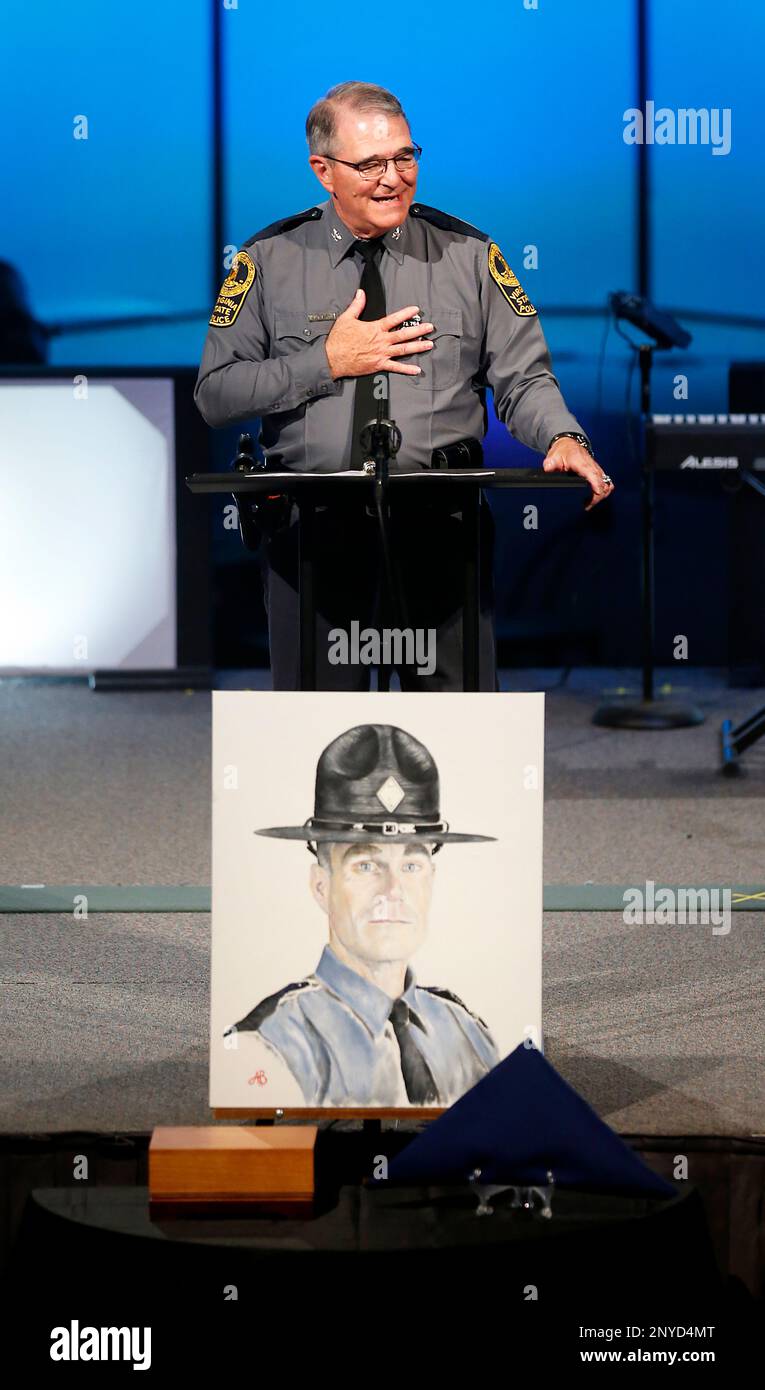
<box><xmin>225</xmin><ymin>723</ymin><xmax>500</xmax><ymax>1107</ymax></box>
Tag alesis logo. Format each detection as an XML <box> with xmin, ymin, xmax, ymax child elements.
<box><xmin>679</xmin><ymin>454</ymin><xmax>738</xmax><ymax>470</ymax></box>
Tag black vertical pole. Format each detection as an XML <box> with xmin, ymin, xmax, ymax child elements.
<box><xmin>594</xmin><ymin>0</ymin><xmax>702</xmax><ymax>729</ymax></box>
<box><xmin>636</xmin><ymin>0</ymin><xmax>650</xmax><ymax>298</ymax></box>
<box><xmin>211</xmin><ymin>0</ymin><xmax>225</xmax><ymax>300</ymax></box>
<box><xmin>637</xmin><ymin>0</ymin><xmax>653</xmax><ymax>699</ymax></box>
<box><xmin>462</xmin><ymin>488</ymin><xmax>480</xmax><ymax>692</ymax></box>
<box><xmin>298</xmin><ymin>497</ymin><xmax>316</xmax><ymax>690</ymax></box>
<box><xmin>639</xmin><ymin>346</ymin><xmax>655</xmax><ymax>701</ymax></box>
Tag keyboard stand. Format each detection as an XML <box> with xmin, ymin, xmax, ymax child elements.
<box><xmin>721</xmin><ymin>704</ymin><xmax>765</xmax><ymax>775</ymax></box>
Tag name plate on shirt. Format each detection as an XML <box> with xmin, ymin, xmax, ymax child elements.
<box><xmin>148</xmin><ymin>1125</ymin><xmax>317</xmax><ymax>1215</ymax></box>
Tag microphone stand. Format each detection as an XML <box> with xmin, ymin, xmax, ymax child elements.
<box><xmin>593</xmin><ymin>343</ymin><xmax>704</xmax><ymax>730</ymax></box>
<box><xmin>359</xmin><ymin>403</ymin><xmax>411</xmax><ymax>689</ymax></box>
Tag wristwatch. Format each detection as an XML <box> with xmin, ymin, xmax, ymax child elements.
<box><xmin>548</xmin><ymin>431</ymin><xmax>594</xmax><ymax>458</ymax></box>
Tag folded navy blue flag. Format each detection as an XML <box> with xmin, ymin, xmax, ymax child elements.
<box><xmin>384</xmin><ymin>1044</ymin><xmax>676</xmax><ymax>1198</ymax></box>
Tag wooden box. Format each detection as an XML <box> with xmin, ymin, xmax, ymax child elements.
<box><xmin>148</xmin><ymin>1125</ymin><xmax>317</xmax><ymax>1216</ymax></box>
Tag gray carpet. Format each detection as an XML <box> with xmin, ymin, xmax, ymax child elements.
<box><xmin>1</xmin><ymin>670</ymin><xmax>763</xmax><ymax>1135</ymax></box>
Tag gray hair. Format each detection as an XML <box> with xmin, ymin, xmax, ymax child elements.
<box><xmin>306</xmin><ymin>82</ymin><xmax>409</xmax><ymax>157</ymax></box>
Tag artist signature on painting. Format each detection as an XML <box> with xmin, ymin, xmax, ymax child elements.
<box><xmin>248</xmin><ymin>1070</ymin><xmax>268</xmax><ymax>1086</ymax></box>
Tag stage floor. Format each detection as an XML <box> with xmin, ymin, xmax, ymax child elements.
<box><xmin>1</xmin><ymin>668</ymin><xmax>763</xmax><ymax>1137</ymax></box>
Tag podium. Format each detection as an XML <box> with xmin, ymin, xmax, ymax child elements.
<box><xmin>186</xmin><ymin>466</ymin><xmax>587</xmax><ymax>690</ymax></box>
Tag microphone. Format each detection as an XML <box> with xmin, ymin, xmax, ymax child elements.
<box><xmin>609</xmin><ymin>291</ymin><xmax>691</xmax><ymax>350</ymax></box>
<box><xmin>359</xmin><ymin>400</ymin><xmax>402</xmax><ymax>464</ymax></box>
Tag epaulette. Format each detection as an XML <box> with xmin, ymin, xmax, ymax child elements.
<box><xmin>423</xmin><ymin>985</ymin><xmax>490</xmax><ymax>1031</ymax></box>
<box><xmin>409</xmin><ymin>204</ymin><xmax>489</xmax><ymax>242</ymax></box>
<box><xmin>227</xmin><ymin>980</ymin><xmax>313</xmax><ymax>1034</ymax></box>
<box><xmin>243</xmin><ymin>207</ymin><xmax>322</xmax><ymax>247</ymax></box>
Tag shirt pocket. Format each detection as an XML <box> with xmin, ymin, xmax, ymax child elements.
<box><xmin>273</xmin><ymin>310</ymin><xmax>335</xmax><ymax>352</ymax></box>
<box><xmin>403</xmin><ymin>307</ymin><xmax>462</xmax><ymax>390</ymax></box>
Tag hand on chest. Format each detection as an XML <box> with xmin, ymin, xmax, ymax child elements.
<box><xmin>269</xmin><ymin>256</ymin><xmax>475</xmax><ymax>392</ymax></box>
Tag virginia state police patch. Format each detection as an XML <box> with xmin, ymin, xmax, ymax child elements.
<box><xmin>488</xmin><ymin>242</ymin><xmax>537</xmax><ymax>316</ymax></box>
<box><xmin>209</xmin><ymin>250</ymin><xmax>256</xmax><ymax>327</ymax></box>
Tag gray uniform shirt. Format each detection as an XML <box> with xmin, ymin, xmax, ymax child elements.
<box><xmin>228</xmin><ymin>943</ymin><xmax>499</xmax><ymax>1107</ymax></box>
<box><xmin>194</xmin><ymin>198</ymin><xmax>585</xmax><ymax>470</ymax></box>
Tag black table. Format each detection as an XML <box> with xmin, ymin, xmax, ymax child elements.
<box><xmin>13</xmin><ymin>1180</ymin><xmax>720</xmax><ymax>1297</ymax></box>
<box><xmin>8</xmin><ymin>1178</ymin><xmax>750</xmax><ymax>1374</ymax></box>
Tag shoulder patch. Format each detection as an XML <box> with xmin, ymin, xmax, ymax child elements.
<box><xmin>209</xmin><ymin>250</ymin><xmax>256</xmax><ymax>328</ymax></box>
<box><xmin>228</xmin><ymin>980</ymin><xmax>313</xmax><ymax>1035</ymax></box>
<box><xmin>423</xmin><ymin>985</ymin><xmax>490</xmax><ymax>1032</ymax></box>
<box><xmin>243</xmin><ymin>206</ymin><xmax>322</xmax><ymax>247</ymax></box>
<box><xmin>409</xmin><ymin>203</ymin><xmax>488</xmax><ymax>242</ymax></box>
<box><xmin>488</xmin><ymin>241</ymin><xmax>537</xmax><ymax>316</ymax></box>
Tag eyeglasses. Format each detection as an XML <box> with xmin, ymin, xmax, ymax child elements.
<box><xmin>320</xmin><ymin>144</ymin><xmax>422</xmax><ymax>181</ymax></box>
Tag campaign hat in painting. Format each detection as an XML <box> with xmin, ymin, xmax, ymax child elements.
<box><xmin>255</xmin><ymin>723</ymin><xmax>495</xmax><ymax>849</ymax></box>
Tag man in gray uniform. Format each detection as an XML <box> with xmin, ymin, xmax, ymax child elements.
<box><xmin>195</xmin><ymin>81</ymin><xmax>614</xmax><ymax>689</ymax></box>
<box><xmin>226</xmin><ymin>723</ymin><xmax>500</xmax><ymax>1108</ymax></box>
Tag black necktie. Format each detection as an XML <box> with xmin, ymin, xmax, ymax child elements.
<box><xmin>389</xmin><ymin>999</ymin><xmax>439</xmax><ymax>1104</ymax></box>
<box><xmin>349</xmin><ymin>238</ymin><xmax>386</xmax><ymax>471</ymax></box>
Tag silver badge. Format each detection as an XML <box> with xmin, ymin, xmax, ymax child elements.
<box><xmin>376</xmin><ymin>776</ymin><xmax>406</xmax><ymax>812</ymax></box>
<box><xmin>331</xmin><ymin>228</ymin><xmax>343</xmax><ymax>242</ymax></box>
<box><xmin>391</xmin><ymin>226</ymin><xmax>402</xmax><ymax>240</ymax></box>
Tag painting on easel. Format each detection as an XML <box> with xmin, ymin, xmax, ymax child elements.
<box><xmin>210</xmin><ymin>691</ymin><xmax>543</xmax><ymax>1114</ymax></box>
